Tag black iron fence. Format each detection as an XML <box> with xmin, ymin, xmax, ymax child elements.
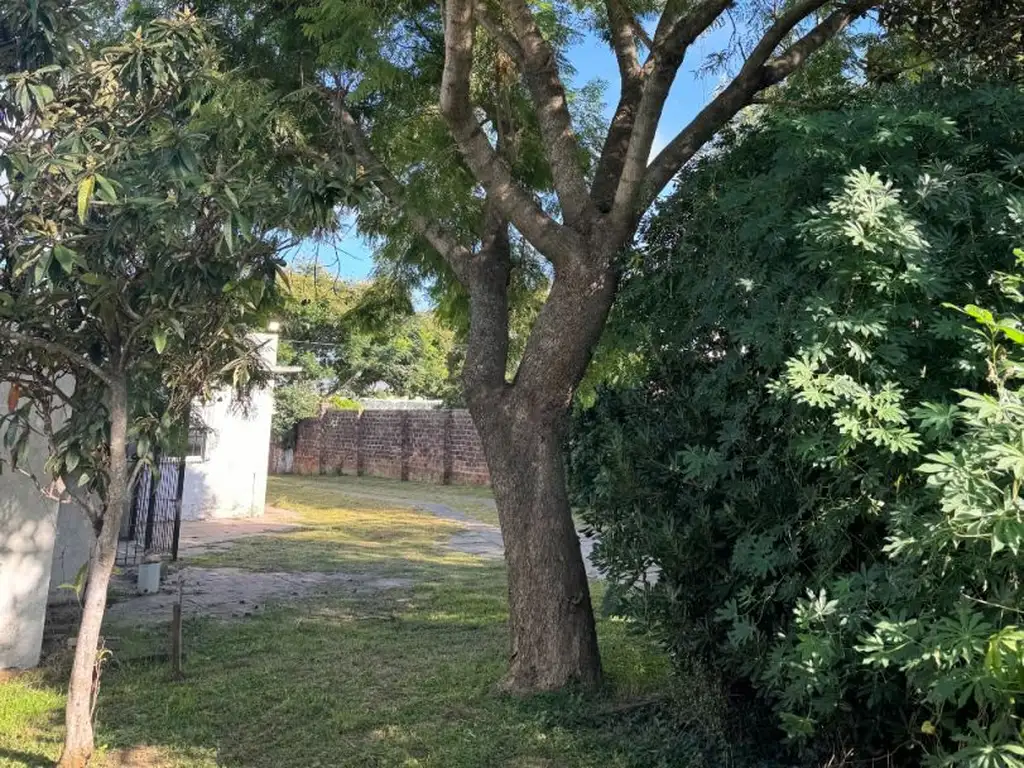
<box><xmin>117</xmin><ymin>454</ymin><xmax>186</xmax><ymax>567</ymax></box>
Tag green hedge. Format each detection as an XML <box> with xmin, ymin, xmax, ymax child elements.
<box><xmin>569</xmin><ymin>84</ymin><xmax>1024</xmax><ymax>766</ymax></box>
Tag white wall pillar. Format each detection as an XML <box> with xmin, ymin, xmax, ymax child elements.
<box><xmin>0</xmin><ymin>383</ymin><xmax>60</xmax><ymax>669</ymax></box>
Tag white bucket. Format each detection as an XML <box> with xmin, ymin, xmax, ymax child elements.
<box><xmin>137</xmin><ymin>562</ymin><xmax>161</xmax><ymax>594</ymax></box>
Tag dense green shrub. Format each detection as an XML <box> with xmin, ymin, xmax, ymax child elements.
<box><xmin>569</xmin><ymin>84</ymin><xmax>1024</xmax><ymax>765</ymax></box>
<box><xmin>325</xmin><ymin>394</ymin><xmax>363</xmax><ymax>412</ymax></box>
<box><xmin>271</xmin><ymin>381</ymin><xmax>321</xmax><ymax>446</ymax></box>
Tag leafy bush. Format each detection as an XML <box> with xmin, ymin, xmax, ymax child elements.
<box><xmin>569</xmin><ymin>84</ymin><xmax>1024</xmax><ymax>765</ymax></box>
<box><xmin>272</xmin><ymin>381</ymin><xmax>321</xmax><ymax>446</ymax></box>
<box><xmin>325</xmin><ymin>394</ymin><xmax>362</xmax><ymax>412</ymax></box>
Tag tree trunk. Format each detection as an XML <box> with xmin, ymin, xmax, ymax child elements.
<box><xmin>474</xmin><ymin>397</ymin><xmax>602</xmax><ymax>693</ymax></box>
<box><xmin>59</xmin><ymin>374</ymin><xmax>129</xmax><ymax>768</ymax></box>
<box><xmin>460</xmin><ymin>244</ymin><xmax>614</xmax><ymax>694</ymax></box>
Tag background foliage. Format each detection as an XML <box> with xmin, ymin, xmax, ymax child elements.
<box><xmin>569</xmin><ymin>83</ymin><xmax>1024</xmax><ymax>765</ymax></box>
<box><xmin>270</xmin><ymin>267</ymin><xmax>459</xmax><ymax>442</ymax></box>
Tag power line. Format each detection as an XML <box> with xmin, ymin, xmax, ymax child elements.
<box><xmin>278</xmin><ymin>338</ymin><xmax>345</xmax><ymax>349</ymax></box>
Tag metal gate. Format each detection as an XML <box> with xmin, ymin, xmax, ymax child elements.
<box><xmin>117</xmin><ymin>454</ymin><xmax>186</xmax><ymax>567</ymax></box>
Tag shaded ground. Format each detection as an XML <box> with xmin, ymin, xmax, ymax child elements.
<box><xmin>175</xmin><ymin>506</ymin><xmax>303</xmax><ymax>554</ymax></box>
<box><xmin>0</xmin><ymin>476</ymin><xmax>705</xmax><ymax>768</ymax></box>
<box><xmin>105</xmin><ymin>567</ymin><xmax>412</xmax><ymax>624</ymax></box>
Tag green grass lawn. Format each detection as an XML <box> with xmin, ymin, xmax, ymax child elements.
<box><xmin>0</xmin><ymin>476</ymin><xmax>721</xmax><ymax>768</ymax></box>
<box><xmin>279</xmin><ymin>474</ymin><xmax>503</xmax><ymax>527</ymax></box>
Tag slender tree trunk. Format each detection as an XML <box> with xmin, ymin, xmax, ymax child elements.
<box><xmin>477</xmin><ymin>399</ymin><xmax>601</xmax><ymax>692</ymax></box>
<box><xmin>59</xmin><ymin>373</ymin><xmax>129</xmax><ymax>768</ymax></box>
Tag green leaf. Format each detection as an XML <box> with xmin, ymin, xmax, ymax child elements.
<box><xmin>53</xmin><ymin>244</ymin><xmax>78</xmax><ymax>273</ymax></box>
<box><xmin>153</xmin><ymin>329</ymin><xmax>168</xmax><ymax>355</ymax></box>
<box><xmin>223</xmin><ymin>213</ymin><xmax>234</xmax><ymax>253</ymax></box>
<box><xmin>94</xmin><ymin>173</ymin><xmax>117</xmax><ymax>202</ymax></box>
<box><xmin>77</xmin><ymin>175</ymin><xmax>96</xmax><ymax>223</ymax></box>
<box><xmin>28</xmin><ymin>83</ymin><xmax>54</xmax><ymax>108</ymax></box>
<box><xmin>33</xmin><ymin>250</ymin><xmax>53</xmax><ymax>284</ymax></box>
<box><xmin>962</xmin><ymin>304</ymin><xmax>995</xmax><ymax>328</ymax></box>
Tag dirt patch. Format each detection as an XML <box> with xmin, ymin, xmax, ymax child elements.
<box><xmin>104</xmin><ymin>567</ymin><xmax>412</xmax><ymax>625</ymax></box>
<box><xmin>176</xmin><ymin>506</ymin><xmax>303</xmax><ymax>556</ymax></box>
<box><xmin>102</xmin><ymin>745</ymin><xmax>183</xmax><ymax>768</ymax></box>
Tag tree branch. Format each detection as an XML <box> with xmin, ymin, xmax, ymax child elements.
<box><xmin>475</xmin><ymin>1</ymin><xmax>525</xmax><ymax>70</ymax></box>
<box><xmin>64</xmin><ymin>481</ymin><xmax>103</xmax><ymax>527</ymax></box>
<box><xmin>498</xmin><ymin>0</ymin><xmax>596</xmax><ymax>230</ymax></box>
<box><xmin>2</xmin><ymin>330</ymin><xmax>115</xmax><ymax>387</ymax></box>
<box><xmin>735</xmin><ymin>0</ymin><xmax>831</xmax><ymax>82</ymax></box>
<box><xmin>636</xmin><ymin>0</ymin><xmax>875</xmax><ymax>216</ymax></box>
<box><xmin>329</xmin><ymin>97</ymin><xmax>473</xmax><ymax>285</ymax></box>
<box><xmin>511</xmin><ymin>259</ymin><xmax>616</xmax><ymax>413</ymax></box>
<box><xmin>605</xmin><ymin>0</ymin><xmax>642</xmax><ymax>82</ymax></box>
<box><xmin>593</xmin><ymin>0</ymin><xmax>731</xmax><ymax>214</ymax></box>
<box><xmin>464</xmin><ymin>204</ymin><xmax>513</xmax><ymax>398</ymax></box>
<box><xmin>440</xmin><ymin>0</ymin><xmax>581</xmax><ymax>267</ymax></box>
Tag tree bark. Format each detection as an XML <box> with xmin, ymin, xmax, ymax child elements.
<box><xmin>464</xmin><ymin>249</ymin><xmax>615</xmax><ymax>693</ymax></box>
<box><xmin>473</xmin><ymin>396</ymin><xmax>601</xmax><ymax>692</ymax></box>
<box><xmin>59</xmin><ymin>373</ymin><xmax>129</xmax><ymax>768</ymax></box>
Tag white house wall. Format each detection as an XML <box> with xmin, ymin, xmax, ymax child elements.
<box><xmin>47</xmin><ymin>501</ymin><xmax>95</xmax><ymax>605</ymax></box>
<box><xmin>180</xmin><ymin>333</ymin><xmax>277</xmax><ymax>520</ymax></box>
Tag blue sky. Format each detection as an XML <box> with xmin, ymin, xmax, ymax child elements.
<box><xmin>286</xmin><ymin>21</ymin><xmax>733</xmax><ymax>281</ymax></box>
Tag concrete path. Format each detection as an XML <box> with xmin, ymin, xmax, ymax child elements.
<box><xmin>103</xmin><ymin>569</ymin><xmax>407</xmax><ymax>626</ymax></box>
<box><xmin>175</xmin><ymin>506</ymin><xmax>303</xmax><ymax>555</ymax></box>
<box><xmin>106</xmin><ymin>567</ymin><xmax>411</xmax><ymax>625</ymax></box>
<box><xmin>411</xmin><ymin>501</ymin><xmax>603</xmax><ymax>580</ymax></box>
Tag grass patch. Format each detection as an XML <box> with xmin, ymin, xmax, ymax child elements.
<box><xmin>0</xmin><ymin>476</ymin><xmax>739</xmax><ymax>768</ymax></box>
<box><xmin>189</xmin><ymin>479</ymin><xmax>479</xmax><ymax>578</ymax></box>
<box><xmin>279</xmin><ymin>474</ymin><xmax>501</xmax><ymax>526</ymax></box>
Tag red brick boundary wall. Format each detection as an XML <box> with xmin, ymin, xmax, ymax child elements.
<box><xmin>268</xmin><ymin>409</ymin><xmax>489</xmax><ymax>486</ymax></box>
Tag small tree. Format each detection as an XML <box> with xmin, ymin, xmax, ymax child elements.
<box><xmin>0</xmin><ymin>12</ymin><xmax>338</xmax><ymax>766</ymax></box>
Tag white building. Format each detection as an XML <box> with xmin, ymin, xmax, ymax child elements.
<box><xmin>0</xmin><ymin>332</ymin><xmax>284</xmax><ymax>669</ymax></box>
<box><xmin>180</xmin><ymin>332</ymin><xmax>284</xmax><ymax>520</ymax></box>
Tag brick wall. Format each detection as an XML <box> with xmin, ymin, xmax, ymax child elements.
<box><xmin>271</xmin><ymin>409</ymin><xmax>490</xmax><ymax>486</ymax></box>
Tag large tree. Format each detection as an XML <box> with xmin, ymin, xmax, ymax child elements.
<box><xmin>324</xmin><ymin>0</ymin><xmax>879</xmax><ymax>692</ymax></box>
<box><xmin>141</xmin><ymin>0</ymin><xmax>879</xmax><ymax>691</ymax></box>
<box><xmin>0</xmin><ymin>11</ymin><xmax>339</xmax><ymax>765</ymax></box>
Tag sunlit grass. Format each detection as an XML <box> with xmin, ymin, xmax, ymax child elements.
<box><xmin>275</xmin><ymin>474</ymin><xmax>501</xmax><ymax>526</ymax></box>
<box><xmin>188</xmin><ymin>476</ymin><xmax>483</xmax><ymax>577</ymax></box>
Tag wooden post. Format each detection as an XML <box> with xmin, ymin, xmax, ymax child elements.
<box><xmin>170</xmin><ymin>578</ymin><xmax>183</xmax><ymax>680</ymax></box>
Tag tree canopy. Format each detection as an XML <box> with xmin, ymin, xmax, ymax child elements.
<box><xmin>269</xmin><ymin>267</ymin><xmax>459</xmax><ymax>441</ymax></box>
<box><xmin>880</xmin><ymin>0</ymin><xmax>1024</xmax><ymax>81</ymax></box>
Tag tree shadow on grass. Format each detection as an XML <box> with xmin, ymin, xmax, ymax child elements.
<box><xmin>83</xmin><ymin>557</ymin><xmax>719</xmax><ymax>768</ymax></box>
<box><xmin>0</xmin><ymin>746</ymin><xmax>55</xmax><ymax>767</ymax></box>
<box><xmin>0</xmin><ymin>480</ymin><xmax>752</xmax><ymax>768</ymax></box>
